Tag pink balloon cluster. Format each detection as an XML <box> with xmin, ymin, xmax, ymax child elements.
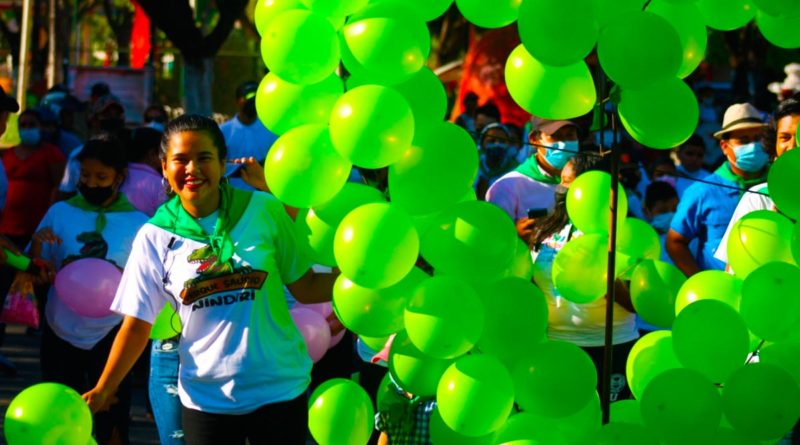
<box><xmin>291</xmin><ymin>302</ymin><xmax>345</xmax><ymax>363</ymax></box>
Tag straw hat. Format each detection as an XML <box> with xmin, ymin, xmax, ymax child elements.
<box><xmin>713</xmin><ymin>103</ymin><xmax>767</xmax><ymax>139</ymax></box>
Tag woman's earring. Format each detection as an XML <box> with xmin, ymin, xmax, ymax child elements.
<box><xmin>161</xmin><ymin>177</ymin><xmax>174</xmax><ymax>195</ymax></box>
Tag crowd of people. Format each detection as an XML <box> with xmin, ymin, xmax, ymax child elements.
<box><xmin>0</xmin><ymin>70</ymin><xmax>796</xmax><ymax>444</ymax></box>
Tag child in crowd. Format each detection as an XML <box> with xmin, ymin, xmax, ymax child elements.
<box><xmin>673</xmin><ymin>134</ymin><xmax>711</xmax><ymax>197</ymax></box>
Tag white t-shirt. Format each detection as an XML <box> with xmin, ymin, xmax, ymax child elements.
<box><xmin>219</xmin><ymin>116</ymin><xmax>278</xmax><ymax>176</ymax></box>
<box><xmin>36</xmin><ymin>200</ymin><xmax>149</xmax><ymax>349</ymax></box>
<box><xmin>111</xmin><ymin>191</ymin><xmax>312</xmax><ymax>414</ymax></box>
<box><xmin>531</xmin><ymin>224</ymin><xmax>638</xmax><ymax>347</ymax></box>
<box><xmin>714</xmin><ymin>183</ymin><xmax>773</xmax><ymax>264</ymax></box>
<box><xmin>485</xmin><ymin>170</ymin><xmax>557</xmax><ymax>221</ymax></box>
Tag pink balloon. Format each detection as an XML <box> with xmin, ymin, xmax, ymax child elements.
<box><xmin>295</xmin><ymin>302</ymin><xmax>347</xmax><ymax>349</ymax></box>
<box><xmin>290</xmin><ymin>308</ymin><xmax>332</xmax><ymax>363</ymax></box>
<box><xmin>54</xmin><ymin>258</ymin><xmax>122</xmax><ymax>318</ymax></box>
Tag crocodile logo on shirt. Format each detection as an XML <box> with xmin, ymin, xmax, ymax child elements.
<box><xmin>180</xmin><ymin>245</ymin><xmax>267</xmax><ymax>307</ymax></box>
<box><xmin>63</xmin><ymin>231</ymin><xmax>113</xmax><ymax>266</ymax></box>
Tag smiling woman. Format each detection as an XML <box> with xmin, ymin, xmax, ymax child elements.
<box><xmin>83</xmin><ymin>114</ymin><xmax>339</xmax><ymax>445</ymax></box>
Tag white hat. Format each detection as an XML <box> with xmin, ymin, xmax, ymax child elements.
<box><xmin>713</xmin><ymin>103</ymin><xmax>767</xmax><ymax>139</ymax></box>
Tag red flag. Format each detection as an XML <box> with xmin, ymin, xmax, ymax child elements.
<box><xmin>130</xmin><ymin>0</ymin><xmax>151</xmax><ymax>69</ymax></box>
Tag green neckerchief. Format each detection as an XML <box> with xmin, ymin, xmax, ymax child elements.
<box><xmin>66</xmin><ymin>192</ymin><xmax>136</xmax><ymax>233</ymax></box>
<box><xmin>515</xmin><ymin>155</ymin><xmax>560</xmax><ymax>184</ymax></box>
<box><xmin>714</xmin><ymin>163</ymin><xmax>768</xmax><ymax>198</ymax></box>
<box><xmin>149</xmin><ymin>183</ymin><xmax>253</xmax><ymax>266</ymax></box>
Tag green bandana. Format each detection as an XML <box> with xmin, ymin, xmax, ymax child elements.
<box><xmin>149</xmin><ymin>183</ymin><xmax>252</xmax><ymax>266</ymax></box>
<box><xmin>714</xmin><ymin>163</ymin><xmax>768</xmax><ymax>198</ymax></box>
<box><xmin>66</xmin><ymin>192</ymin><xmax>136</xmax><ymax>233</ymax></box>
<box><xmin>515</xmin><ymin>155</ymin><xmax>560</xmax><ymax>185</ymax></box>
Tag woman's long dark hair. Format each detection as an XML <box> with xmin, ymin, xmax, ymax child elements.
<box><xmin>528</xmin><ymin>151</ymin><xmax>610</xmax><ymax>249</ymax></box>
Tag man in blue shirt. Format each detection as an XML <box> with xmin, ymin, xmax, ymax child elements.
<box><xmin>666</xmin><ymin>103</ymin><xmax>770</xmax><ymax>276</ymax></box>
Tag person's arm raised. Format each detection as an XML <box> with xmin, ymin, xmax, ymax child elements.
<box><xmin>82</xmin><ymin>316</ymin><xmax>152</xmax><ymax>413</ymax></box>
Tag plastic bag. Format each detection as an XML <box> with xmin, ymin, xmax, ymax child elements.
<box><xmin>0</xmin><ymin>272</ymin><xmax>39</xmax><ymax>328</ymax></box>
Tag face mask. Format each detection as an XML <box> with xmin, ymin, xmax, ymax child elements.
<box><xmin>650</xmin><ymin>212</ymin><xmax>675</xmax><ymax>234</ymax></box>
<box><xmin>243</xmin><ymin>100</ymin><xmax>257</xmax><ymax>119</ymax></box>
<box><xmin>544</xmin><ymin>140</ymin><xmax>579</xmax><ymax>170</ymax></box>
<box><xmin>19</xmin><ymin>128</ymin><xmax>41</xmax><ymax>146</ymax></box>
<box><xmin>733</xmin><ymin>141</ymin><xmax>769</xmax><ymax>173</ymax></box>
<box><xmin>146</xmin><ymin>121</ymin><xmax>165</xmax><ymax>133</ymax></box>
<box><xmin>78</xmin><ymin>182</ymin><xmax>116</xmax><ymax>206</ymax></box>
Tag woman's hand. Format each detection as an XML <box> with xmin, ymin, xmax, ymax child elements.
<box><xmin>33</xmin><ymin>228</ymin><xmax>62</xmax><ymax>246</ymax></box>
<box><xmin>82</xmin><ymin>386</ymin><xmax>119</xmax><ymax>414</ymax></box>
<box><xmin>230</xmin><ymin>157</ymin><xmax>269</xmax><ymax>192</ymax></box>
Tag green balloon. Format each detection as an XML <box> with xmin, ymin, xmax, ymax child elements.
<box><xmin>263</xmin><ymin>124</ymin><xmax>351</xmax><ymax>208</ymax></box>
<box><xmin>768</xmin><ymin>148</ymin><xmax>800</xmax><ymax>219</ymax></box>
<box><xmin>760</xmin><ymin>341</ymin><xmax>800</xmax><ymax>385</ymax></box>
<box><xmin>598</xmin><ymin>12</ymin><xmax>682</xmax><ymax>89</ymax></box>
<box><xmin>388</xmin><ymin>122</ymin><xmax>478</xmax><ymax>215</ymax></box>
<box><xmin>260</xmin><ymin>10</ymin><xmax>340</xmax><ymax>85</ymax></box>
<box><xmin>150</xmin><ymin>304</ymin><xmax>182</xmax><ymax>340</ymax></box>
<box><xmin>752</xmin><ymin>0</ymin><xmax>798</xmax><ymax>16</ymax></box>
<box><xmin>294</xmin><ymin>183</ymin><xmax>384</xmax><ymax>266</ymax></box>
<box><xmin>794</xmin><ymin>222</ymin><xmax>800</xmax><ymax>265</ymax></box>
<box><xmin>592</xmin><ymin>0</ymin><xmax>643</xmax><ymax>30</ymax></box>
<box><xmin>437</xmin><ymin>354</ymin><xmax>515</xmax><ymax>436</ymax></box>
<box><xmin>512</xmin><ymin>341</ymin><xmax>597</xmax><ymax>417</ymax></box>
<box><xmin>299</xmin><ymin>0</ymin><xmax>368</xmax><ymax>18</ymax></box>
<box><xmin>709</xmin><ymin>427</ymin><xmax>762</xmax><ymax>445</ymax></box>
<box><xmin>398</xmin><ymin>0</ymin><xmax>454</xmax><ymax>21</ymax></box>
<box><xmin>474</xmin><ymin>277</ymin><xmax>548</xmax><ymax>362</ymax></box>
<box><xmin>674</xmin><ymin>270</ymin><xmax>743</xmax><ymax>315</ymax></box>
<box><xmin>722</xmin><ymin>363</ymin><xmax>800</xmax><ymax>442</ymax></box>
<box><xmin>333</xmin><ymin>268</ymin><xmax>427</xmax><ymax>337</ymax></box>
<box><xmin>429</xmin><ymin>406</ymin><xmax>498</xmax><ymax>445</ymax></box>
<box><xmin>359</xmin><ymin>334</ymin><xmax>391</xmax><ymax>352</ymax></box>
<box><xmin>420</xmin><ymin>201</ymin><xmax>517</xmax><ymax>281</ymax></box>
<box><xmin>595</xmin><ymin>422</ymin><xmax>658</xmax><ymax>445</ymax></box>
<box><xmin>672</xmin><ymin>299</ymin><xmax>750</xmax><ymax>383</ymax></box>
<box><xmin>740</xmin><ymin>262</ymin><xmax>800</xmax><ymax>342</ymax></box>
<box><xmin>505</xmin><ymin>237</ymin><xmax>535</xmax><ymax>280</ymax></box>
<box><xmin>329</xmin><ymin>85</ymin><xmax>415</xmax><ymax>169</ymax></box>
<box><xmin>341</xmin><ymin>3</ymin><xmax>430</xmax><ymax>85</ymax></box>
<box><xmin>631</xmin><ymin>260</ymin><xmax>686</xmax><ymax>328</ymax></box>
<box><xmin>333</xmin><ymin>203</ymin><xmax>419</xmax><ymax>289</ymax></box>
<box><xmin>648</xmin><ymin>1</ymin><xmax>708</xmax><ymax>78</ymax></box>
<box><xmin>566</xmin><ymin>171</ymin><xmax>628</xmax><ymax>235</ymax></box>
<box><xmin>610</xmin><ymin>399</ymin><xmax>644</xmax><ymax>425</ymax></box>
<box><xmin>455</xmin><ymin>0</ymin><xmax>520</xmax><ymax>28</ymax></box>
<box><xmin>403</xmin><ymin>276</ymin><xmax>484</xmax><ymax>359</ymax></box>
<box><xmin>255</xmin><ymin>72</ymin><xmax>343</xmax><ymax>136</ymax></box>
<box><xmin>505</xmin><ymin>44</ymin><xmax>596</xmax><ymax>120</ymax></box>
<box><xmin>552</xmin><ymin>234</ymin><xmax>609</xmax><ymax>304</ymax></box>
<box><xmin>625</xmin><ymin>330</ymin><xmax>682</xmax><ymax>399</ymax></box>
<box><xmin>640</xmin><ymin>368</ymin><xmax>722</xmax><ymax>444</ymax></box>
<box><xmin>618</xmin><ymin>78</ymin><xmax>700</xmax><ymax>149</ymax></box>
<box><xmin>728</xmin><ymin>211</ymin><xmax>796</xmax><ymax>278</ymax></box>
<box><xmin>617</xmin><ymin>218</ymin><xmax>661</xmax><ymax>261</ymax></box>
<box><xmin>518</xmin><ymin>0</ymin><xmax>598</xmax><ymax>66</ymax></box>
<box><xmin>498</xmin><ymin>395</ymin><xmax>601</xmax><ymax>444</ymax></box>
<box><xmin>4</xmin><ymin>383</ymin><xmax>92</xmax><ymax>445</ymax></box>
<box><xmin>388</xmin><ymin>330</ymin><xmax>453</xmax><ymax>396</ymax></box>
<box><xmin>697</xmin><ymin>0</ymin><xmax>755</xmax><ymax>30</ymax></box>
<box><xmin>254</xmin><ymin>0</ymin><xmax>304</xmax><ymax>35</ymax></box>
<box><xmin>757</xmin><ymin>10</ymin><xmax>800</xmax><ymax>48</ymax></box>
<box><xmin>308</xmin><ymin>378</ymin><xmax>374</xmax><ymax>445</ymax></box>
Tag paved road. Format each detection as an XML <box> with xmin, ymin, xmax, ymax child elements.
<box><xmin>0</xmin><ymin>324</ymin><xmax>159</xmax><ymax>444</ymax></box>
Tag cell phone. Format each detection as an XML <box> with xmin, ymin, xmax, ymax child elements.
<box><xmin>528</xmin><ymin>208</ymin><xmax>548</xmax><ymax>219</ymax></box>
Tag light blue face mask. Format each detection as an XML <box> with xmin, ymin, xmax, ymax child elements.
<box><xmin>544</xmin><ymin>140</ymin><xmax>579</xmax><ymax>170</ymax></box>
<box><xmin>19</xmin><ymin>128</ymin><xmax>41</xmax><ymax>147</ymax></box>
<box><xmin>733</xmin><ymin>141</ymin><xmax>769</xmax><ymax>173</ymax></box>
<box><xmin>650</xmin><ymin>212</ymin><xmax>675</xmax><ymax>234</ymax></box>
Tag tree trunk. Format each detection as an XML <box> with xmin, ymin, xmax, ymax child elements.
<box><xmin>183</xmin><ymin>57</ymin><xmax>214</xmax><ymax>116</ymax></box>
<box><xmin>102</xmin><ymin>0</ymin><xmax>133</xmax><ymax>66</ymax></box>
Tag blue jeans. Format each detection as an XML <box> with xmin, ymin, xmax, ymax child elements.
<box><xmin>149</xmin><ymin>338</ymin><xmax>184</xmax><ymax>444</ymax></box>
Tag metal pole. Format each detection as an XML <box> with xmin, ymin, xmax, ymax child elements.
<box><xmin>16</xmin><ymin>0</ymin><xmax>34</xmax><ymax>111</ymax></box>
<box><xmin>46</xmin><ymin>0</ymin><xmax>57</xmax><ymax>88</ymax></box>
<box><xmin>600</xmin><ymin>72</ymin><xmax>621</xmax><ymax>424</ymax></box>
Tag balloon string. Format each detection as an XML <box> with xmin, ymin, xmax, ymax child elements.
<box><xmin>745</xmin><ymin>339</ymin><xmax>766</xmax><ymax>365</ymax></box>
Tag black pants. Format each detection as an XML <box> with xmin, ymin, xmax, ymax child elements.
<box><xmin>582</xmin><ymin>339</ymin><xmax>638</xmax><ymax>402</ymax></box>
<box><xmin>181</xmin><ymin>393</ymin><xmax>308</xmax><ymax>445</ymax></box>
<box><xmin>40</xmin><ymin>321</ymin><xmax>131</xmax><ymax>445</ymax></box>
